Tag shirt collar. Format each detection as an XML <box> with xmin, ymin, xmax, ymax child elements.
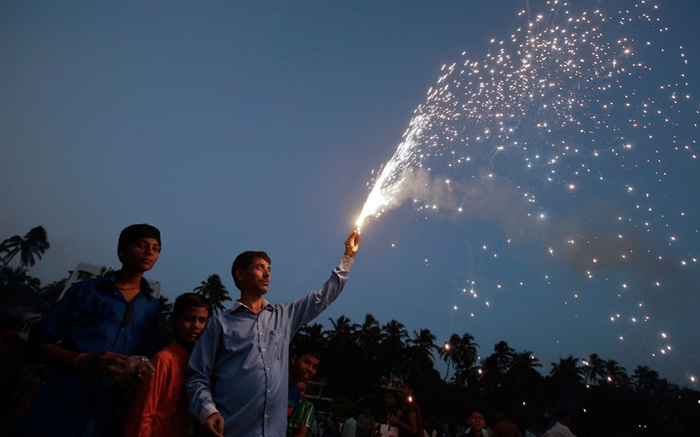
<box><xmin>232</xmin><ymin>298</ymin><xmax>274</xmax><ymax>314</ymax></box>
<box><xmin>168</xmin><ymin>340</ymin><xmax>190</xmax><ymax>359</ymax></box>
<box><xmin>97</xmin><ymin>275</ymin><xmax>155</xmax><ymax>299</ymax></box>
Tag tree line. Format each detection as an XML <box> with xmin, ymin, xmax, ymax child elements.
<box><xmin>292</xmin><ymin>314</ymin><xmax>699</xmax><ymax>435</ymax></box>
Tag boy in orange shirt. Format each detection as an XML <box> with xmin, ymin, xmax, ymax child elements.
<box><xmin>125</xmin><ymin>293</ymin><xmax>211</xmax><ymax>437</ymax></box>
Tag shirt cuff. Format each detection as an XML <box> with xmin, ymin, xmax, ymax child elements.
<box><xmin>199</xmin><ymin>403</ymin><xmax>220</xmax><ymax>425</ymax></box>
<box><xmin>340</xmin><ymin>255</ymin><xmax>354</xmax><ymax>271</ymax></box>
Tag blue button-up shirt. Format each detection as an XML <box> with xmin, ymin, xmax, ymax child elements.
<box><xmin>16</xmin><ymin>275</ymin><xmax>159</xmax><ymax>437</ymax></box>
<box><xmin>186</xmin><ymin>256</ymin><xmax>353</xmax><ymax>437</ymax></box>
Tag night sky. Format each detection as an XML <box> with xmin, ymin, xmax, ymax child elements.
<box><xmin>2</xmin><ymin>0</ymin><xmax>699</xmax><ymax>387</ymax></box>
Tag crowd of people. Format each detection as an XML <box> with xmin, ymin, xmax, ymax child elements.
<box><xmin>0</xmin><ymin>223</ymin><xmax>583</xmax><ymax>437</ymax></box>
<box><xmin>1</xmin><ymin>223</ymin><xmax>360</xmax><ymax>436</ymax></box>
<box><xmin>281</xmin><ymin>390</ymin><xmax>578</xmax><ymax>437</ymax></box>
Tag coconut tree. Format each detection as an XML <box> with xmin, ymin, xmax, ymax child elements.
<box><xmin>549</xmin><ymin>355</ymin><xmax>584</xmax><ymax>390</ymax></box>
<box><xmin>380</xmin><ymin>319</ymin><xmax>408</xmax><ymax>377</ymax></box>
<box><xmin>582</xmin><ymin>353</ymin><xmax>606</xmax><ymax>385</ymax></box>
<box><xmin>193</xmin><ymin>274</ymin><xmax>232</xmax><ymax>314</ymax></box>
<box><xmin>353</xmin><ymin>314</ymin><xmax>384</xmax><ymax>349</ymax></box>
<box><xmin>502</xmin><ymin>350</ymin><xmax>544</xmax><ymax>405</ymax></box>
<box><xmin>408</xmin><ymin>328</ymin><xmax>438</xmax><ymax>364</ymax></box>
<box><xmin>0</xmin><ymin>226</ymin><xmax>50</xmax><ymax>268</ymax></box>
<box><xmin>478</xmin><ymin>341</ymin><xmax>515</xmax><ymax>390</ymax></box>
<box><xmin>325</xmin><ymin>315</ymin><xmax>356</xmax><ymax>345</ymax></box>
<box><xmin>439</xmin><ymin>332</ymin><xmax>478</xmax><ymax>382</ymax></box>
<box><xmin>296</xmin><ymin>322</ymin><xmax>327</xmax><ymax>348</ymax></box>
<box><xmin>632</xmin><ymin>365</ymin><xmax>661</xmax><ymax>394</ymax></box>
<box><xmin>352</xmin><ymin>314</ymin><xmax>385</xmax><ymax>381</ymax></box>
<box><xmin>603</xmin><ymin>359</ymin><xmax>629</xmax><ymax>388</ymax></box>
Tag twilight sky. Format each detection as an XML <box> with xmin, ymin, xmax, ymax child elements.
<box><xmin>2</xmin><ymin>0</ymin><xmax>699</xmax><ymax>387</ymax></box>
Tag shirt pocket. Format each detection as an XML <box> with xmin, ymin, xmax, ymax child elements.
<box><xmin>269</xmin><ymin>328</ymin><xmax>287</xmax><ymax>361</ymax></box>
<box><xmin>76</xmin><ymin>296</ymin><xmax>115</xmax><ymax>323</ymax></box>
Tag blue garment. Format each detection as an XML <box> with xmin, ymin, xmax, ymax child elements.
<box><xmin>186</xmin><ymin>256</ymin><xmax>353</xmax><ymax>437</ymax></box>
<box><xmin>16</xmin><ymin>276</ymin><xmax>160</xmax><ymax>437</ymax></box>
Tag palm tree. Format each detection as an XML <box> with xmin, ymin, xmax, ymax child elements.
<box><xmin>509</xmin><ymin>350</ymin><xmax>542</xmax><ymax>373</ymax></box>
<box><xmin>193</xmin><ymin>274</ymin><xmax>232</xmax><ymax>314</ymax></box>
<box><xmin>157</xmin><ymin>295</ymin><xmax>173</xmax><ymax>315</ymax></box>
<box><xmin>380</xmin><ymin>320</ymin><xmax>408</xmax><ymax>377</ymax></box>
<box><xmin>351</xmin><ymin>314</ymin><xmax>384</xmax><ymax>384</ymax></box>
<box><xmin>502</xmin><ymin>350</ymin><xmax>544</xmax><ymax>404</ymax></box>
<box><xmin>603</xmin><ymin>359</ymin><xmax>629</xmax><ymax>388</ymax></box>
<box><xmin>632</xmin><ymin>365</ymin><xmax>661</xmax><ymax>394</ymax></box>
<box><xmin>491</xmin><ymin>341</ymin><xmax>515</xmax><ymax>373</ymax></box>
<box><xmin>439</xmin><ymin>333</ymin><xmax>478</xmax><ymax>382</ymax></box>
<box><xmin>549</xmin><ymin>355</ymin><xmax>584</xmax><ymax>389</ymax></box>
<box><xmin>582</xmin><ymin>353</ymin><xmax>606</xmax><ymax>385</ymax></box>
<box><xmin>296</xmin><ymin>322</ymin><xmax>327</xmax><ymax>347</ymax></box>
<box><xmin>0</xmin><ymin>226</ymin><xmax>50</xmax><ymax>268</ymax></box>
<box><xmin>325</xmin><ymin>315</ymin><xmax>356</xmax><ymax>344</ymax></box>
<box><xmin>408</xmin><ymin>328</ymin><xmax>438</xmax><ymax>364</ymax></box>
<box><xmin>353</xmin><ymin>314</ymin><xmax>385</xmax><ymax>349</ymax></box>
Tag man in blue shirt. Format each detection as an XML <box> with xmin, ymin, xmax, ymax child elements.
<box><xmin>16</xmin><ymin>224</ymin><xmax>162</xmax><ymax>436</ymax></box>
<box><xmin>187</xmin><ymin>229</ymin><xmax>361</xmax><ymax>437</ymax></box>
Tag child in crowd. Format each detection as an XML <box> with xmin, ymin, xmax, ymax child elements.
<box><xmin>125</xmin><ymin>293</ymin><xmax>211</xmax><ymax>437</ymax></box>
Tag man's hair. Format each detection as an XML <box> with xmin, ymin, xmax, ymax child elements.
<box><xmin>468</xmin><ymin>406</ymin><xmax>486</xmax><ymax>416</ymax></box>
<box><xmin>118</xmin><ymin>224</ymin><xmax>161</xmax><ymax>255</ymax></box>
<box><xmin>230</xmin><ymin>250</ymin><xmax>271</xmax><ymax>289</ymax></box>
<box><xmin>172</xmin><ymin>292</ymin><xmax>212</xmax><ymax>319</ymax></box>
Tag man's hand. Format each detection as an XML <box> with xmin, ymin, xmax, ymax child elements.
<box><xmin>344</xmin><ymin>228</ymin><xmax>361</xmax><ymax>259</ymax></box>
<box><xmin>75</xmin><ymin>351</ymin><xmax>130</xmax><ymax>376</ymax></box>
<box><xmin>204</xmin><ymin>412</ymin><xmax>224</xmax><ymax>437</ymax></box>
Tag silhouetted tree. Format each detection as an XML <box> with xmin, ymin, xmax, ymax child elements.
<box><xmin>583</xmin><ymin>353</ymin><xmax>606</xmax><ymax>385</ymax></box>
<box><xmin>440</xmin><ymin>332</ymin><xmax>478</xmax><ymax>384</ymax></box>
<box><xmin>193</xmin><ymin>274</ymin><xmax>232</xmax><ymax>314</ymax></box>
<box><xmin>0</xmin><ymin>226</ymin><xmax>50</xmax><ymax>268</ymax></box>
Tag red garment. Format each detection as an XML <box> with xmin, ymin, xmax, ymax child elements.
<box><xmin>124</xmin><ymin>341</ymin><xmax>193</xmax><ymax>437</ymax></box>
<box><xmin>492</xmin><ymin>419</ymin><xmax>523</xmax><ymax>437</ymax></box>
<box><xmin>399</xmin><ymin>399</ymin><xmax>423</xmax><ymax>437</ymax></box>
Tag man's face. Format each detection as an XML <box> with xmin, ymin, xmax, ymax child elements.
<box><xmin>291</xmin><ymin>353</ymin><xmax>320</xmax><ymax>382</ymax></box>
<box><xmin>236</xmin><ymin>257</ymin><xmax>271</xmax><ymax>296</ymax></box>
<box><xmin>468</xmin><ymin>412</ymin><xmax>486</xmax><ymax>433</ymax></box>
<box><xmin>119</xmin><ymin>237</ymin><xmax>160</xmax><ymax>273</ymax></box>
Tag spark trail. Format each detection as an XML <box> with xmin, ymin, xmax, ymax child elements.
<box><xmin>356</xmin><ymin>0</ymin><xmax>699</xmax><ymax>382</ymax></box>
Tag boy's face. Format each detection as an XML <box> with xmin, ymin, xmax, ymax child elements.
<box><xmin>172</xmin><ymin>306</ymin><xmax>209</xmax><ymax>346</ymax></box>
<box><xmin>119</xmin><ymin>237</ymin><xmax>161</xmax><ymax>273</ymax></box>
<box><xmin>468</xmin><ymin>412</ymin><xmax>486</xmax><ymax>433</ymax></box>
<box><xmin>235</xmin><ymin>257</ymin><xmax>271</xmax><ymax>296</ymax></box>
<box><xmin>291</xmin><ymin>353</ymin><xmax>320</xmax><ymax>382</ymax></box>
<box><xmin>296</xmin><ymin>380</ymin><xmax>308</xmax><ymax>397</ymax></box>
